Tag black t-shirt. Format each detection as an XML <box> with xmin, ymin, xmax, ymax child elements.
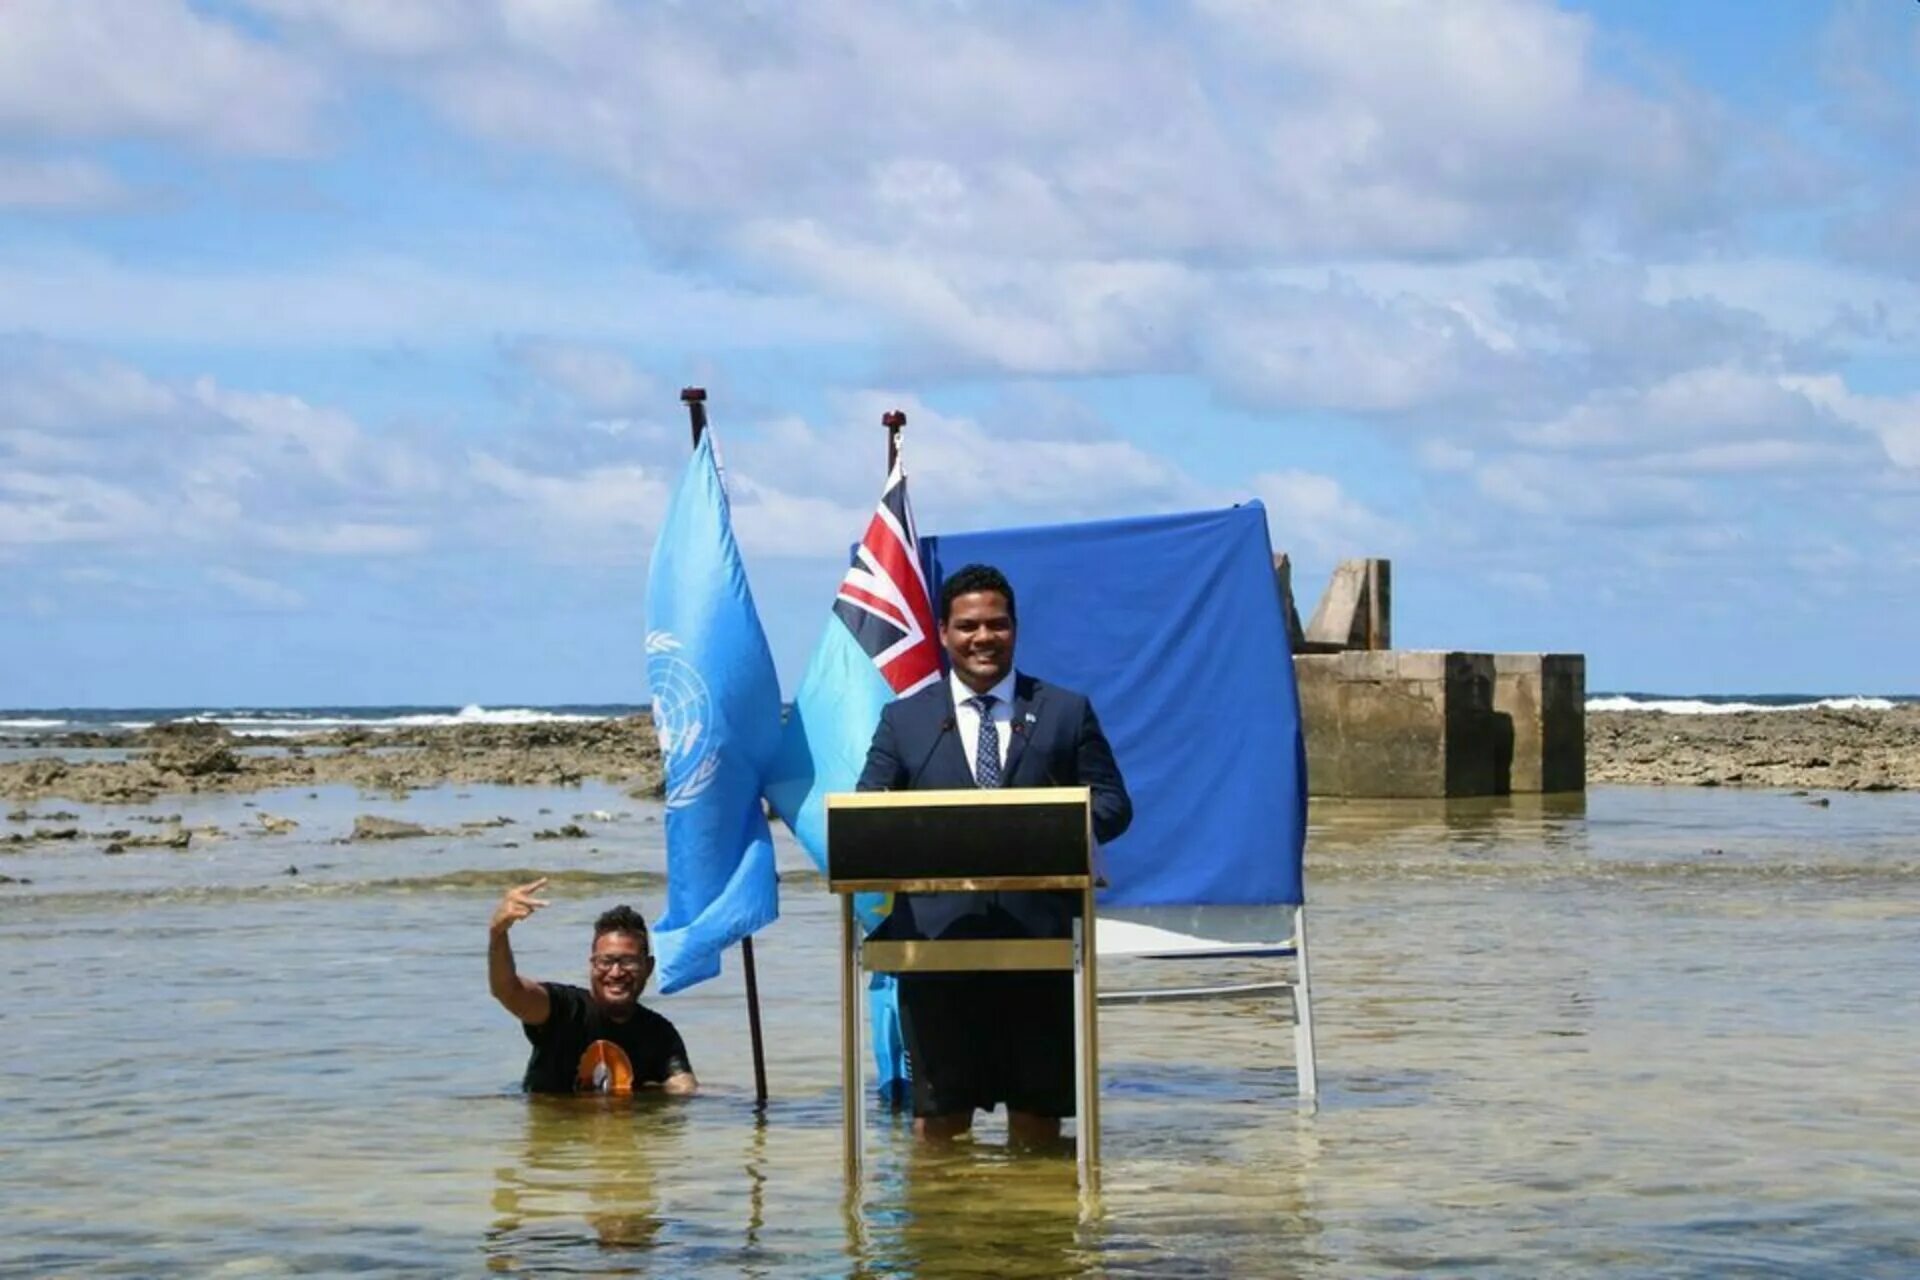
<box><xmin>521</xmin><ymin>983</ymin><xmax>692</xmax><ymax>1094</ymax></box>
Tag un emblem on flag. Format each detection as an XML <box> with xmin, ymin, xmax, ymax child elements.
<box><xmin>646</xmin><ymin>631</ymin><xmax>722</xmax><ymax>810</ymax></box>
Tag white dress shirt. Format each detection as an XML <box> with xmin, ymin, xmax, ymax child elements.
<box><xmin>950</xmin><ymin>668</ymin><xmax>1017</xmax><ymax>780</ymax></box>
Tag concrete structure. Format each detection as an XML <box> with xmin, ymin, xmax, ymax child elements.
<box><xmin>1291</xmin><ymin>557</ymin><xmax>1390</xmax><ymax>652</ymax></box>
<box><xmin>1294</xmin><ymin>650</ymin><xmax>1586</xmax><ymax>798</ymax></box>
<box><xmin>1272</xmin><ymin>554</ymin><xmax>1307</xmax><ymax>651</ymax></box>
<box><xmin>1493</xmin><ymin>653</ymin><xmax>1586</xmax><ymax>794</ymax></box>
<box><xmin>1281</xmin><ymin>555</ymin><xmax>1585</xmax><ymax>797</ymax></box>
<box><xmin>1296</xmin><ymin>651</ymin><xmax>1505</xmax><ymax>798</ymax></box>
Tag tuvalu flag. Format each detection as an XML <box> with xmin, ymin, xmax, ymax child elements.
<box><xmin>764</xmin><ymin>457</ymin><xmax>940</xmax><ymax>1101</ymax></box>
<box><xmin>765</xmin><ymin>459</ymin><xmax>939</xmax><ymax>856</ymax></box>
<box><xmin>644</xmin><ymin>432</ymin><xmax>783</xmax><ymax>995</ymax></box>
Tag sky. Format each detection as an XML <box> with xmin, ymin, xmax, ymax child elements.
<box><xmin>2</xmin><ymin>0</ymin><xmax>1918</xmax><ymax>707</ymax></box>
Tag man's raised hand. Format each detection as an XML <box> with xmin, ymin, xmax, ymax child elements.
<box><xmin>491</xmin><ymin>877</ymin><xmax>550</xmax><ymax>934</ymax></box>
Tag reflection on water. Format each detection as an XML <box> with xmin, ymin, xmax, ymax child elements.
<box><xmin>3</xmin><ymin>784</ymin><xmax>1919</xmax><ymax>1275</ymax></box>
<box><xmin>860</xmin><ymin>1145</ymin><xmax>1092</xmax><ymax>1279</ymax></box>
<box><xmin>487</xmin><ymin>1097</ymin><xmax>684</xmax><ymax>1268</ymax></box>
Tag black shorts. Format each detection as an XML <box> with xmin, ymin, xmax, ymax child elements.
<box><xmin>897</xmin><ymin>970</ymin><xmax>1075</xmax><ymax>1119</ymax></box>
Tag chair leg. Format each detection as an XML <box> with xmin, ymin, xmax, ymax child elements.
<box><xmin>1291</xmin><ymin>907</ymin><xmax>1319</xmax><ymax>1102</ymax></box>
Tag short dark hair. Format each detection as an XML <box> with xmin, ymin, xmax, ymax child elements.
<box><xmin>593</xmin><ymin>905</ymin><xmax>651</xmax><ymax>952</ymax></box>
<box><xmin>939</xmin><ymin>563</ymin><xmax>1016</xmax><ymax>623</ymax></box>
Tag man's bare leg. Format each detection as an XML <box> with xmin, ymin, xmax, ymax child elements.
<box><xmin>1006</xmin><ymin>1111</ymin><xmax>1062</xmax><ymax>1147</ymax></box>
<box><xmin>914</xmin><ymin>1111</ymin><xmax>973</xmax><ymax>1142</ymax></box>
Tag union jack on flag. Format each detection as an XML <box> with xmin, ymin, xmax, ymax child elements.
<box><xmin>831</xmin><ymin>463</ymin><xmax>941</xmax><ymax>696</ymax></box>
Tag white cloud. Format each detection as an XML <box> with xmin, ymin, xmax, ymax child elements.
<box><xmin>1201</xmin><ymin>278</ymin><xmax>1519</xmax><ymax>415</ymax></box>
<box><xmin>1196</xmin><ymin>0</ymin><xmax>1720</xmax><ymax>252</ymax></box>
<box><xmin>242</xmin><ymin>0</ymin><xmax>476</xmax><ymax>60</ymax></box>
<box><xmin>1648</xmin><ymin>257</ymin><xmax>1920</xmax><ymax>350</ymax></box>
<box><xmin>742</xmin><ymin>225</ymin><xmax>1197</xmax><ymax>376</ymax></box>
<box><xmin>206</xmin><ymin>567</ymin><xmax>306</xmax><ymax>610</ymax></box>
<box><xmin>467</xmin><ymin>452</ymin><xmax>669</xmax><ymax>557</ymax></box>
<box><xmin>812</xmin><ymin>393</ymin><xmax>1208</xmax><ymax>528</ymax></box>
<box><xmin>1485</xmin><ymin>568</ymin><xmax>1551</xmax><ymax>599</ymax></box>
<box><xmin>1784</xmin><ymin>375</ymin><xmax>1920</xmax><ymax>469</ymax></box>
<box><xmin>0</xmin><ymin>0</ymin><xmax>325</xmax><ymax>154</ymax></box>
<box><xmin>0</xmin><ymin>467</ymin><xmax>157</xmax><ymax>546</ymax></box>
<box><xmin>192</xmin><ymin>381</ymin><xmax>439</xmax><ymax>494</ymax></box>
<box><xmin>0</xmin><ymin>247</ymin><xmax>867</xmax><ymax>349</ymax></box>
<box><xmin>1473</xmin><ymin>454</ymin><xmax>1699</xmax><ymax>524</ymax></box>
<box><xmin>504</xmin><ymin>338</ymin><xmax>658</xmax><ymax>417</ymax></box>
<box><xmin>0</xmin><ymin>339</ymin><xmax>436</xmax><ymax>557</ymax></box>
<box><xmin>1631</xmin><ymin>439</ymin><xmax>1830</xmax><ymax>475</ymax></box>
<box><xmin>1817</xmin><ymin>0</ymin><xmax>1920</xmax><ymax>158</ymax></box>
<box><xmin>0</xmin><ymin>335</ymin><xmax>182</xmax><ymax>432</ymax></box>
<box><xmin>1250</xmin><ymin>469</ymin><xmax>1401</xmax><ymax>559</ymax></box>
<box><xmin>248</xmin><ymin>0</ymin><xmax>1729</xmax><ymax>261</ymax></box>
<box><xmin>1419</xmin><ymin>439</ymin><xmax>1478</xmax><ymax>473</ymax></box>
<box><xmin>1523</xmin><ymin>367</ymin><xmax>1832</xmax><ymax>454</ymax></box>
<box><xmin>0</xmin><ymin>155</ymin><xmax>127</xmax><ymax>210</ymax></box>
<box><xmin>259</xmin><ymin>523</ymin><xmax>428</xmax><ymax>557</ymax></box>
<box><xmin>725</xmin><ymin>475</ymin><xmax>871</xmax><ymax>560</ymax></box>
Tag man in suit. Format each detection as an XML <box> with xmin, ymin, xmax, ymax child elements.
<box><xmin>857</xmin><ymin>562</ymin><xmax>1132</xmax><ymax>1144</ymax></box>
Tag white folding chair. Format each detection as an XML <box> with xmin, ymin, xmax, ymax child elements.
<box><xmin>1095</xmin><ymin>902</ymin><xmax>1318</xmax><ymax>1101</ymax></box>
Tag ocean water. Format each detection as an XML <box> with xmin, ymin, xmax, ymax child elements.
<box><xmin>3</xmin><ymin>782</ymin><xmax>1917</xmax><ymax>1276</ymax></box>
<box><xmin>0</xmin><ymin>704</ymin><xmax>647</xmax><ymax>738</ymax></box>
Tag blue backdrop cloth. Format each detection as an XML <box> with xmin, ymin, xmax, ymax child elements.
<box><xmin>644</xmin><ymin>433</ymin><xmax>784</xmax><ymax>994</ymax></box>
<box><xmin>924</xmin><ymin>502</ymin><xmax>1307</xmax><ymax>907</ymax></box>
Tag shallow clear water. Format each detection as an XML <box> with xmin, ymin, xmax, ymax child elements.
<box><xmin>3</xmin><ymin>785</ymin><xmax>1917</xmax><ymax>1277</ymax></box>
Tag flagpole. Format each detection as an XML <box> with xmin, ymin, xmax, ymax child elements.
<box><xmin>883</xmin><ymin>409</ymin><xmax>905</xmax><ymax>472</ymax></box>
<box><xmin>680</xmin><ymin>384</ymin><xmax>771</xmax><ymax>1112</ymax></box>
<box><xmin>879</xmin><ymin>407</ymin><xmax>906</xmax><ymax>1114</ymax></box>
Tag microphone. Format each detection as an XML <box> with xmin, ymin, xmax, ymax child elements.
<box><xmin>918</xmin><ymin>716</ymin><xmax>956</xmax><ymax>774</ymax></box>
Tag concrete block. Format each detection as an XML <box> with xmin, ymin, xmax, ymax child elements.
<box><xmin>1493</xmin><ymin>653</ymin><xmax>1585</xmax><ymax>793</ymax></box>
<box><xmin>1272</xmin><ymin>554</ymin><xmax>1307</xmax><ymax>651</ymax></box>
<box><xmin>1391</xmin><ymin>649</ymin><xmax>1448</xmax><ymax>682</ymax></box>
<box><xmin>1294</xmin><ymin>654</ymin><xmax>1348</xmax><ymax>794</ymax></box>
<box><xmin>1295</xmin><ymin>650</ymin><xmax>1509</xmax><ymax>797</ymax></box>
<box><xmin>1300</xmin><ymin>559</ymin><xmax>1387</xmax><ymax>649</ymax></box>
<box><xmin>1305</xmin><ymin>561</ymin><xmax>1369</xmax><ymax>648</ymax></box>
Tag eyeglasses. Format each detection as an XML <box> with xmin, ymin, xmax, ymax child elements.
<box><xmin>590</xmin><ymin>956</ymin><xmax>647</xmax><ymax>973</ymax></box>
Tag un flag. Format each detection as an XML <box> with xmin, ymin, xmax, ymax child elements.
<box><xmin>644</xmin><ymin>434</ymin><xmax>782</xmax><ymax>994</ymax></box>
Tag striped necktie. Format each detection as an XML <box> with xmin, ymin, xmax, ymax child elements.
<box><xmin>968</xmin><ymin>694</ymin><xmax>1001</xmax><ymax>788</ymax></box>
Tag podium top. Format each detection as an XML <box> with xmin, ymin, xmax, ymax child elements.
<box><xmin>825</xmin><ymin>786</ymin><xmax>1092</xmax><ymax>893</ymax></box>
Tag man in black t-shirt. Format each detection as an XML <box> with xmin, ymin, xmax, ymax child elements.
<box><xmin>488</xmin><ymin>879</ymin><xmax>697</xmax><ymax>1095</ymax></box>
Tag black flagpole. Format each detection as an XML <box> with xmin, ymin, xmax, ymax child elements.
<box><xmin>680</xmin><ymin>385</ymin><xmax>770</xmax><ymax>1111</ymax></box>
<box><xmin>883</xmin><ymin>409</ymin><xmax>905</xmax><ymax>472</ymax></box>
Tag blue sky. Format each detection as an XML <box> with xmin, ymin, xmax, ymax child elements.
<box><xmin>2</xmin><ymin>0</ymin><xmax>1918</xmax><ymax>706</ymax></box>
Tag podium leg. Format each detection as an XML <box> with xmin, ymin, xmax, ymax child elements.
<box><xmin>1073</xmin><ymin>909</ymin><xmax>1100</xmax><ymax>1195</ymax></box>
<box><xmin>841</xmin><ymin>895</ymin><xmax>863</xmax><ymax>1185</ymax></box>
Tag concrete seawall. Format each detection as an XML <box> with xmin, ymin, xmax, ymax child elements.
<box><xmin>1296</xmin><ymin>651</ymin><xmax>1585</xmax><ymax>798</ymax></box>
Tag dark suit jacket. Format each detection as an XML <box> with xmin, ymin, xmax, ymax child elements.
<box><xmin>855</xmin><ymin>672</ymin><xmax>1133</xmax><ymax>940</ymax></box>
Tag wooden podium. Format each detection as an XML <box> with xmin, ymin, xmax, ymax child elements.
<box><xmin>826</xmin><ymin>786</ymin><xmax>1101</xmax><ymax>1190</ymax></box>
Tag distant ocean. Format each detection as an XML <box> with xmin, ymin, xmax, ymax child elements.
<box><xmin>0</xmin><ymin>704</ymin><xmax>647</xmax><ymax>738</ymax></box>
<box><xmin>1584</xmin><ymin>692</ymin><xmax>1917</xmax><ymax>714</ymax></box>
<box><xmin>2</xmin><ymin>693</ymin><xmax>1916</xmax><ymax>738</ymax></box>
